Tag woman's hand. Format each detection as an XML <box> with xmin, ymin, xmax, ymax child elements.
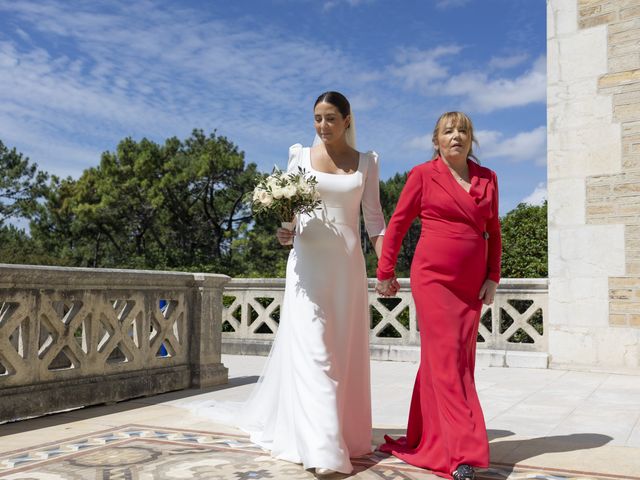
<box><xmin>478</xmin><ymin>279</ymin><xmax>498</xmax><ymax>305</ymax></box>
<box><xmin>376</xmin><ymin>277</ymin><xmax>400</xmax><ymax>297</ymax></box>
<box><xmin>276</xmin><ymin>227</ymin><xmax>295</xmax><ymax>246</ymax></box>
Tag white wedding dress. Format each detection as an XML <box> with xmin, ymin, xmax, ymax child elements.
<box><xmin>198</xmin><ymin>144</ymin><xmax>386</xmax><ymax>474</ymax></box>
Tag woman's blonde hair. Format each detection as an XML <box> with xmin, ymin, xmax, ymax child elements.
<box><xmin>431</xmin><ymin>111</ymin><xmax>480</xmax><ymax>163</ymax></box>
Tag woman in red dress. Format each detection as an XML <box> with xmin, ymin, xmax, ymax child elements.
<box><xmin>375</xmin><ymin>112</ymin><xmax>501</xmax><ymax>480</ymax></box>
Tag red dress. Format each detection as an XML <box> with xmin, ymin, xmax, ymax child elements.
<box><xmin>376</xmin><ymin>156</ymin><xmax>501</xmax><ymax>478</ymax></box>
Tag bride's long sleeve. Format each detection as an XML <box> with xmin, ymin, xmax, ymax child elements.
<box><xmin>361</xmin><ymin>151</ymin><xmax>386</xmax><ymax>238</ymax></box>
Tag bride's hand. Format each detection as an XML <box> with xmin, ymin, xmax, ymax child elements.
<box><xmin>276</xmin><ymin>227</ymin><xmax>295</xmax><ymax>246</ymax></box>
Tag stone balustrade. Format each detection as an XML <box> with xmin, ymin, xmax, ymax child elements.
<box><xmin>0</xmin><ymin>266</ymin><xmax>549</xmax><ymax>423</ymax></box>
<box><xmin>0</xmin><ymin>264</ymin><xmax>229</xmax><ymax>423</ymax></box>
<box><xmin>221</xmin><ymin>278</ymin><xmax>549</xmax><ymax>368</ymax></box>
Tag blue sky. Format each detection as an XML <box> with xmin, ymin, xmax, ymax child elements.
<box><xmin>0</xmin><ymin>0</ymin><xmax>546</xmax><ymax>215</ymax></box>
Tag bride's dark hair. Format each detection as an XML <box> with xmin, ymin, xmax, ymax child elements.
<box><xmin>314</xmin><ymin>91</ymin><xmax>351</xmax><ymax>119</ymax></box>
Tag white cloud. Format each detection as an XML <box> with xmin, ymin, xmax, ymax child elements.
<box><xmin>408</xmin><ymin>126</ymin><xmax>546</xmax><ymax>166</ymax></box>
<box><xmin>391</xmin><ymin>46</ymin><xmax>546</xmax><ymax>113</ymax></box>
<box><xmin>391</xmin><ymin>45</ymin><xmax>463</xmax><ymax>89</ymax></box>
<box><xmin>488</xmin><ymin>53</ymin><xmax>529</xmax><ymax>70</ymax></box>
<box><xmin>408</xmin><ymin>134</ymin><xmax>432</xmax><ymax>151</ymax></box>
<box><xmin>436</xmin><ymin>0</ymin><xmax>471</xmax><ymax>9</ymax></box>
<box><xmin>323</xmin><ymin>0</ymin><xmax>373</xmax><ymax>11</ymax></box>
<box><xmin>476</xmin><ymin>126</ymin><xmax>547</xmax><ymax>165</ymax></box>
<box><xmin>521</xmin><ymin>182</ymin><xmax>547</xmax><ymax>205</ymax></box>
<box><xmin>450</xmin><ymin>56</ymin><xmax>547</xmax><ymax>112</ymax></box>
<box><xmin>0</xmin><ymin>0</ymin><xmax>382</xmax><ymax>177</ymax></box>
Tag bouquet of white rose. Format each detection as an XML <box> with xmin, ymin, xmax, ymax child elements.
<box><xmin>251</xmin><ymin>167</ymin><xmax>321</xmax><ymax>236</ymax></box>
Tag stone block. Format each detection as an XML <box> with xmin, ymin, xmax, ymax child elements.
<box><xmin>548</xmin><ymin>277</ymin><xmax>610</xmax><ymax>327</ymax></box>
<box><xmin>548</xmin><ymin>326</ymin><xmax>597</xmax><ymax>367</ymax></box>
<box><xmin>613</xmin><ymin>89</ymin><xmax>640</xmax><ymax>110</ymax></box>
<box><xmin>579</xmin><ymin>12</ymin><xmax>617</xmax><ymax>29</ymax></box>
<box><xmin>552</xmin><ymin>225</ymin><xmax>626</xmax><ymax>278</ymax></box>
<box><xmin>547</xmin><ymin>122</ymin><xmax>622</xmax><ymax>179</ymax></box>
<box><xmin>608</xmin><ymin>17</ymin><xmax>640</xmax><ymax>35</ymax></box>
<box><xmin>505</xmin><ymin>351</ymin><xmax>550</xmax><ymax>369</ymax></box>
<box><xmin>623</xmin><ymin>120</ymin><xmax>640</xmax><ymax>135</ymax></box>
<box><xmin>550</xmin><ymin>0</ymin><xmax>579</xmax><ymax>37</ymax></box>
<box><xmin>612</xmin><ymin>182</ymin><xmax>640</xmax><ymax>194</ymax></box>
<box><xmin>609</xmin><ymin>40</ymin><xmax>640</xmax><ymax>58</ymax></box>
<box><xmin>610</xmin><ymin>288</ymin><xmax>634</xmax><ymax>300</ymax></box>
<box><xmin>610</xmin><ymin>300</ymin><xmax>640</xmax><ymax>313</ymax></box>
<box><xmin>620</xmin><ymin>5</ymin><xmax>640</xmax><ymax>20</ymax></box>
<box><xmin>548</xmin><ymin>178</ymin><xmax>586</xmax><ymax>226</ymax></box>
<box><xmin>610</xmin><ymin>276</ymin><xmax>640</xmax><ymax>288</ymax></box>
<box><xmin>595</xmin><ymin>326</ymin><xmax>640</xmax><ymax>367</ymax></box>
<box><xmin>614</xmin><ymin>102</ymin><xmax>640</xmax><ymax>122</ymax></box>
<box><xmin>598</xmin><ymin>69</ymin><xmax>640</xmax><ymax>88</ymax></box>
<box><xmin>586</xmin><ymin>183</ymin><xmax>613</xmax><ymax>197</ymax></box>
<box><xmin>559</xmin><ymin>27</ymin><xmax>609</xmax><ymax>80</ymax></box>
<box><xmin>623</xmin><ymin>154</ymin><xmax>640</xmax><ymax>168</ymax></box>
<box><xmin>476</xmin><ymin>349</ymin><xmax>506</xmax><ymax>368</ymax></box>
<box><xmin>586</xmin><ymin>204</ymin><xmax>615</xmax><ymax>217</ymax></box>
<box><xmin>610</xmin><ymin>54</ymin><xmax>640</xmax><ymax>73</ymax></box>
<box><xmin>578</xmin><ymin>1</ymin><xmax>616</xmax><ymax>18</ymax></box>
<box><xmin>610</xmin><ymin>314</ymin><xmax>629</xmax><ymax>325</ymax></box>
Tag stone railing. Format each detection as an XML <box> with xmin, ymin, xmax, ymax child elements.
<box><xmin>0</xmin><ymin>264</ymin><xmax>229</xmax><ymax>423</ymax></box>
<box><xmin>222</xmin><ymin>278</ymin><xmax>549</xmax><ymax>368</ymax></box>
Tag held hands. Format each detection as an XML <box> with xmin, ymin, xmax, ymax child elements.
<box><xmin>478</xmin><ymin>279</ymin><xmax>498</xmax><ymax>305</ymax></box>
<box><xmin>375</xmin><ymin>277</ymin><xmax>401</xmax><ymax>297</ymax></box>
<box><xmin>276</xmin><ymin>227</ymin><xmax>295</xmax><ymax>246</ymax></box>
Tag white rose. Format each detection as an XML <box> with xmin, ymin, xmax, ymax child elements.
<box><xmin>297</xmin><ymin>178</ymin><xmax>311</xmax><ymax>195</ymax></box>
<box><xmin>271</xmin><ymin>184</ymin><xmax>285</xmax><ymax>199</ymax></box>
<box><xmin>253</xmin><ymin>187</ymin><xmax>265</xmax><ymax>202</ymax></box>
<box><xmin>282</xmin><ymin>184</ymin><xmax>297</xmax><ymax>199</ymax></box>
<box><xmin>266</xmin><ymin>176</ymin><xmax>279</xmax><ymax>191</ymax></box>
<box><xmin>258</xmin><ymin>189</ymin><xmax>273</xmax><ymax>206</ymax></box>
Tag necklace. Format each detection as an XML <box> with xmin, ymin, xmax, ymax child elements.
<box><xmin>450</xmin><ymin>169</ymin><xmax>469</xmax><ymax>184</ymax></box>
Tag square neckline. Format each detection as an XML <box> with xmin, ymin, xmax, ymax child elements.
<box><xmin>306</xmin><ymin>147</ymin><xmax>362</xmax><ymax>177</ymax></box>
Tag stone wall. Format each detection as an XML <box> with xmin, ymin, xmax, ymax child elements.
<box><xmin>548</xmin><ymin>0</ymin><xmax>640</xmax><ymax>371</ymax></box>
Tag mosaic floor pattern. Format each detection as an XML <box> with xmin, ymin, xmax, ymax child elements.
<box><xmin>0</xmin><ymin>425</ymin><xmax>634</xmax><ymax>480</ymax></box>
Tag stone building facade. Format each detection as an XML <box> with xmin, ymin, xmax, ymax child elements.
<box><xmin>548</xmin><ymin>0</ymin><xmax>640</xmax><ymax>370</ymax></box>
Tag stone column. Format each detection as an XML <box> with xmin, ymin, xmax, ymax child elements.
<box><xmin>189</xmin><ymin>273</ymin><xmax>230</xmax><ymax>387</ymax></box>
<box><xmin>547</xmin><ymin>0</ymin><xmax>640</xmax><ymax>371</ymax></box>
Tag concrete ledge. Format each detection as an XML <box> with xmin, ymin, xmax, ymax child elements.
<box><xmin>223</xmin><ymin>339</ymin><xmax>550</xmax><ymax>368</ymax></box>
<box><xmin>0</xmin><ymin>366</ymin><xmax>190</xmax><ymax>423</ymax></box>
<box><xmin>506</xmin><ymin>350</ymin><xmax>550</xmax><ymax>369</ymax></box>
<box><xmin>222</xmin><ymin>339</ymin><xmax>273</xmax><ymax>356</ymax></box>
<box><xmin>370</xmin><ymin>344</ymin><xmax>419</xmax><ymax>362</ymax></box>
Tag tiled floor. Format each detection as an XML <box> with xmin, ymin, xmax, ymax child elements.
<box><xmin>1</xmin><ymin>354</ymin><xmax>639</xmax><ymax>479</ymax></box>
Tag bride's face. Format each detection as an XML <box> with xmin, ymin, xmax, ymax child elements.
<box><xmin>314</xmin><ymin>102</ymin><xmax>350</xmax><ymax>145</ymax></box>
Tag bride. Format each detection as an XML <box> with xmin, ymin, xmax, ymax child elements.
<box><xmin>202</xmin><ymin>91</ymin><xmax>392</xmax><ymax>475</ymax></box>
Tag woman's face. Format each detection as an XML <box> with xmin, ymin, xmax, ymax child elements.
<box><xmin>434</xmin><ymin>121</ymin><xmax>471</xmax><ymax>160</ymax></box>
<box><xmin>314</xmin><ymin>102</ymin><xmax>349</xmax><ymax>145</ymax></box>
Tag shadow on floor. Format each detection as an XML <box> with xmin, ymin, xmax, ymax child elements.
<box><xmin>488</xmin><ymin>433</ymin><xmax>613</xmax><ymax>476</ymax></box>
<box><xmin>0</xmin><ymin>375</ymin><xmax>260</xmax><ymax>436</ymax></box>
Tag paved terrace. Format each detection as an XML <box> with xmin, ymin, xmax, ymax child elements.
<box><xmin>1</xmin><ymin>354</ymin><xmax>639</xmax><ymax>480</ymax></box>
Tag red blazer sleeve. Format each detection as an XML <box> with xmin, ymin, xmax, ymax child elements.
<box><xmin>486</xmin><ymin>171</ymin><xmax>502</xmax><ymax>283</ymax></box>
<box><xmin>376</xmin><ymin>167</ymin><xmax>423</xmax><ymax>280</ymax></box>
